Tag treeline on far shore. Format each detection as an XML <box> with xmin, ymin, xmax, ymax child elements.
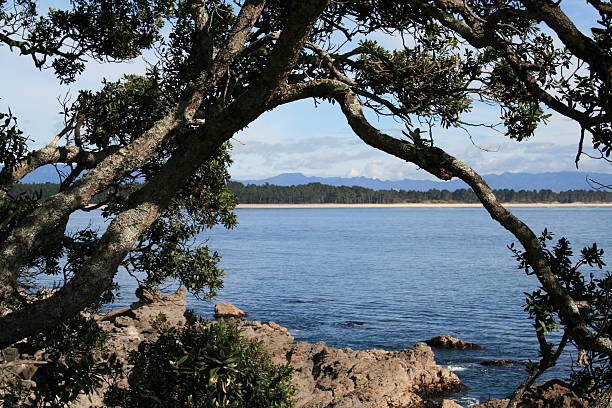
<box><xmin>8</xmin><ymin>181</ymin><xmax>612</xmax><ymax>205</ymax></box>
<box><xmin>227</xmin><ymin>182</ymin><xmax>612</xmax><ymax>204</ymax></box>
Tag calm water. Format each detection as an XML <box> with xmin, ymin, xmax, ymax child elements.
<box><xmin>68</xmin><ymin>207</ymin><xmax>612</xmax><ymax>406</ymax></box>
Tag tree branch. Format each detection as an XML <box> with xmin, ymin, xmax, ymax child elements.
<box><xmin>0</xmin><ymin>108</ymin><xmax>183</xmax><ymax>303</ymax></box>
<box><xmin>0</xmin><ymin>145</ymin><xmax>120</xmax><ymax>198</ymax></box>
<box><xmin>0</xmin><ymin>0</ymin><xmax>335</xmax><ymax>347</ymax></box>
<box><xmin>520</xmin><ymin>0</ymin><xmax>610</xmax><ymax>80</ymax></box>
<box><xmin>333</xmin><ymin>87</ymin><xmax>612</xmax><ymax>357</ymax></box>
<box><xmin>184</xmin><ymin>0</ymin><xmax>267</xmax><ymax>122</ymax></box>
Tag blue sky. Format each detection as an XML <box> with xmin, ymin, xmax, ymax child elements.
<box><xmin>1</xmin><ymin>1</ymin><xmax>610</xmax><ymax>181</ymax></box>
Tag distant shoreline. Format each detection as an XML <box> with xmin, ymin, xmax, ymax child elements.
<box><xmin>237</xmin><ymin>202</ymin><xmax>612</xmax><ymax>209</ymax></box>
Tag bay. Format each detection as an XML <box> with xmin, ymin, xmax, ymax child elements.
<box><xmin>67</xmin><ymin>206</ymin><xmax>612</xmax><ymax>405</ymax></box>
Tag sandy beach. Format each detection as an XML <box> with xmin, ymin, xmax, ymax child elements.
<box><xmin>237</xmin><ymin>202</ymin><xmax>612</xmax><ymax>209</ymax></box>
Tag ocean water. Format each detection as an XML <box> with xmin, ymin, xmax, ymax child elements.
<box><xmin>68</xmin><ymin>207</ymin><xmax>612</xmax><ymax>405</ymax></box>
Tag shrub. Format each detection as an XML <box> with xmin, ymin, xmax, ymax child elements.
<box><xmin>0</xmin><ymin>314</ymin><xmax>113</xmax><ymax>407</ymax></box>
<box><xmin>104</xmin><ymin>317</ymin><xmax>295</xmax><ymax>408</ymax></box>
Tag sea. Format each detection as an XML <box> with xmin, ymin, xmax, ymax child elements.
<box><xmin>67</xmin><ymin>206</ymin><xmax>612</xmax><ymax>406</ymax></box>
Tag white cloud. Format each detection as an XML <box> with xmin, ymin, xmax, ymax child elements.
<box><xmin>3</xmin><ymin>6</ymin><xmax>609</xmax><ymax>182</ymax></box>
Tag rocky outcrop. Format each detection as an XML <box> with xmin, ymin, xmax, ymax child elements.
<box><xmin>470</xmin><ymin>380</ymin><xmax>595</xmax><ymax>408</ymax></box>
<box><xmin>2</xmin><ymin>290</ymin><xmax>463</xmax><ymax>408</ymax></box>
<box><xmin>239</xmin><ymin>320</ymin><xmax>465</xmax><ymax>408</ymax></box>
<box><xmin>424</xmin><ymin>334</ymin><xmax>483</xmax><ymax>350</ymax></box>
<box><xmin>214</xmin><ymin>301</ymin><xmax>247</xmax><ymax>319</ymax></box>
<box><xmin>5</xmin><ymin>290</ymin><xmax>604</xmax><ymax>408</ymax></box>
<box><xmin>100</xmin><ymin>292</ymin><xmax>464</xmax><ymax>408</ymax></box>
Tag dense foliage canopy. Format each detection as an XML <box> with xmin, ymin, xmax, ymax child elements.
<box><xmin>0</xmin><ymin>0</ymin><xmax>611</xmax><ymax>406</ymax></box>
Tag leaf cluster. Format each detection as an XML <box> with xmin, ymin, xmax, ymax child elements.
<box><xmin>0</xmin><ymin>0</ymin><xmax>174</xmax><ymax>82</ymax></box>
<box><xmin>104</xmin><ymin>317</ymin><xmax>295</xmax><ymax>408</ymax></box>
<box><xmin>75</xmin><ymin>74</ymin><xmax>169</xmax><ymax>149</ymax></box>
<box><xmin>510</xmin><ymin>230</ymin><xmax>612</xmax><ymax>394</ymax></box>
<box><xmin>115</xmin><ymin>144</ymin><xmax>237</xmax><ymax>300</ymax></box>
<box><xmin>0</xmin><ymin>314</ymin><xmax>116</xmax><ymax>407</ymax></box>
<box><xmin>0</xmin><ymin>109</ymin><xmax>28</xmax><ymax>171</ymax></box>
<box><xmin>356</xmin><ymin>32</ymin><xmax>473</xmax><ymax>128</ymax></box>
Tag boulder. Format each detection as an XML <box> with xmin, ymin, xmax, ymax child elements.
<box><xmin>214</xmin><ymin>301</ymin><xmax>247</xmax><ymax>319</ymax></box>
<box><xmin>424</xmin><ymin>334</ymin><xmax>482</xmax><ymax>350</ymax></box>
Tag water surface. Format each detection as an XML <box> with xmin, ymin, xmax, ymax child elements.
<box><xmin>68</xmin><ymin>207</ymin><xmax>612</xmax><ymax>405</ymax></box>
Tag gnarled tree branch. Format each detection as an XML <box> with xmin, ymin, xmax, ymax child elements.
<box><xmin>0</xmin><ymin>145</ymin><xmax>121</xmax><ymax>198</ymax></box>
<box><xmin>333</xmin><ymin>87</ymin><xmax>612</xmax><ymax>357</ymax></box>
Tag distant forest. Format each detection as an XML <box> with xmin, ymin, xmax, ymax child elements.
<box><xmin>8</xmin><ymin>182</ymin><xmax>612</xmax><ymax>204</ymax></box>
<box><xmin>227</xmin><ymin>182</ymin><xmax>612</xmax><ymax>204</ymax></box>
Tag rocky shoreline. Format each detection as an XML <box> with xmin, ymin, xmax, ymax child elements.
<box><xmin>1</xmin><ymin>288</ymin><xmax>599</xmax><ymax>408</ymax></box>
<box><xmin>100</xmin><ymin>288</ymin><xmax>464</xmax><ymax>408</ymax></box>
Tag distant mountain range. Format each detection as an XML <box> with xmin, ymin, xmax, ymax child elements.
<box><xmin>9</xmin><ymin>165</ymin><xmax>612</xmax><ymax>193</ymax></box>
<box><xmin>237</xmin><ymin>171</ymin><xmax>612</xmax><ymax>192</ymax></box>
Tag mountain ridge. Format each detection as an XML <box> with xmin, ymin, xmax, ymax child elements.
<box><xmin>236</xmin><ymin>171</ymin><xmax>612</xmax><ymax>192</ymax></box>
<box><xmin>8</xmin><ymin>165</ymin><xmax>612</xmax><ymax>193</ymax></box>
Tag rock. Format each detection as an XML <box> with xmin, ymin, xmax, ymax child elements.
<box><xmin>15</xmin><ymin>362</ymin><xmax>38</xmax><ymax>380</ymax></box>
<box><xmin>20</xmin><ymin>379</ymin><xmax>37</xmax><ymax>388</ymax></box>
<box><xmin>36</xmin><ymin>288</ymin><xmax>55</xmax><ymax>300</ymax></box>
<box><xmin>343</xmin><ymin>320</ymin><xmax>365</xmax><ymax>327</ymax></box>
<box><xmin>440</xmin><ymin>400</ymin><xmax>464</xmax><ymax>408</ymax></box>
<box><xmin>131</xmin><ymin>287</ymin><xmax>187</xmax><ymax>328</ymax></box>
<box><xmin>214</xmin><ymin>301</ymin><xmax>247</xmax><ymax>319</ymax></box>
<box><xmin>520</xmin><ymin>380</ymin><xmax>591</xmax><ymax>408</ymax></box>
<box><xmin>2</xmin><ymin>289</ymin><xmax>465</xmax><ymax>408</ymax></box>
<box><xmin>424</xmin><ymin>334</ymin><xmax>482</xmax><ymax>350</ymax></box>
<box><xmin>480</xmin><ymin>360</ymin><xmax>526</xmax><ymax>366</ymax></box>
<box><xmin>238</xmin><ymin>321</ymin><xmax>465</xmax><ymax>408</ymax></box>
<box><xmin>2</xmin><ymin>347</ymin><xmax>19</xmax><ymax>362</ymax></box>
<box><xmin>471</xmin><ymin>380</ymin><xmax>594</xmax><ymax>408</ymax></box>
<box><xmin>471</xmin><ymin>399</ymin><xmax>508</xmax><ymax>408</ymax></box>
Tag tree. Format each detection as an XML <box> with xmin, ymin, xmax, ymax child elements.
<box><xmin>0</xmin><ymin>0</ymin><xmax>610</xmax><ymax>405</ymax></box>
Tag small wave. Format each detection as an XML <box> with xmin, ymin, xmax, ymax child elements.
<box><xmin>446</xmin><ymin>365</ymin><xmax>468</xmax><ymax>372</ymax></box>
<box><xmin>452</xmin><ymin>396</ymin><xmax>480</xmax><ymax>406</ymax></box>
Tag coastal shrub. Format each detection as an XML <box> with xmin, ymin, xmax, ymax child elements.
<box><xmin>0</xmin><ymin>314</ymin><xmax>113</xmax><ymax>407</ymax></box>
<box><xmin>104</xmin><ymin>317</ymin><xmax>295</xmax><ymax>408</ymax></box>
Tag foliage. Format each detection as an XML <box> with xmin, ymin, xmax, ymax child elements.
<box><xmin>0</xmin><ymin>109</ymin><xmax>28</xmax><ymax>171</ymax></box>
<box><xmin>75</xmin><ymin>75</ymin><xmax>169</xmax><ymax>149</ymax></box>
<box><xmin>0</xmin><ymin>314</ymin><xmax>116</xmax><ymax>407</ymax></box>
<box><xmin>104</xmin><ymin>317</ymin><xmax>295</xmax><ymax>408</ymax></box>
<box><xmin>0</xmin><ymin>0</ymin><xmax>174</xmax><ymax>82</ymax></box>
<box><xmin>510</xmin><ymin>231</ymin><xmax>612</xmax><ymax>396</ymax></box>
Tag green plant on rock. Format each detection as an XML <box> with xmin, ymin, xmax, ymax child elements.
<box><xmin>0</xmin><ymin>313</ymin><xmax>116</xmax><ymax>407</ymax></box>
<box><xmin>104</xmin><ymin>317</ymin><xmax>295</xmax><ymax>408</ymax></box>
<box><xmin>508</xmin><ymin>231</ymin><xmax>612</xmax><ymax>406</ymax></box>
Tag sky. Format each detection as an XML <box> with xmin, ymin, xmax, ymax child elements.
<box><xmin>1</xmin><ymin>1</ymin><xmax>611</xmax><ymax>181</ymax></box>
